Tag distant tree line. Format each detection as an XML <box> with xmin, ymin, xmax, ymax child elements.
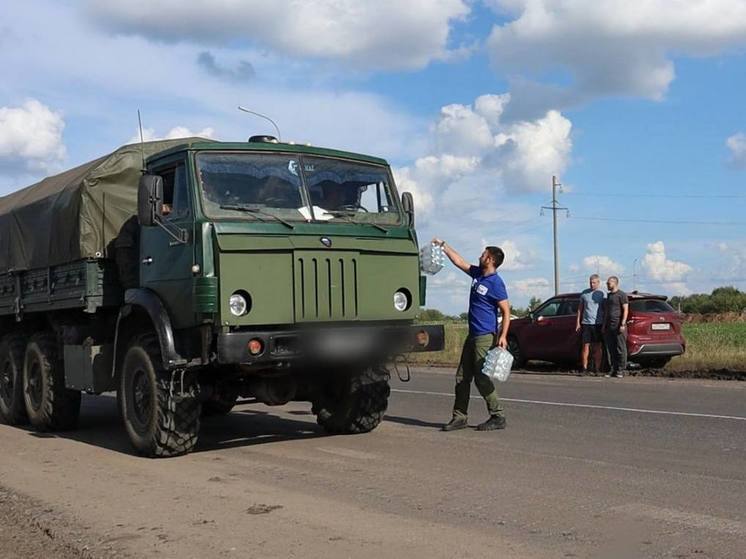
<box><xmin>420</xmin><ymin>288</ymin><xmax>746</xmax><ymax>321</ymax></box>
<box><xmin>670</xmin><ymin>286</ymin><xmax>746</xmax><ymax>314</ymax></box>
<box><xmin>417</xmin><ymin>296</ymin><xmax>544</xmax><ymax>322</ymax></box>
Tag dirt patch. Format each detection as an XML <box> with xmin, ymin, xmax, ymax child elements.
<box><xmin>0</xmin><ymin>485</ymin><xmax>118</xmax><ymax>559</ymax></box>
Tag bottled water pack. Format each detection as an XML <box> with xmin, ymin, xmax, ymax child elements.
<box><xmin>420</xmin><ymin>243</ymin><xmax>445</xmax><ymax>275</ymax></box>
<box><xmin>481</xmin><ymin>347</ymin><xmax>514</xmax><ymax>382</ymax></box>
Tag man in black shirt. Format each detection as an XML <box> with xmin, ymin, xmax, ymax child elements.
<box><xmin>603</xmin><ymin>276</ymin><xmax>629</xmax><ymax>378</ymax></box>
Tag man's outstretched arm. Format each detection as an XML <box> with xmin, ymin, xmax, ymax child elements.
<box><xmin>432</xmin><ymin>238</ymin><xmax>471</xmax><ymax>274</ymax></box>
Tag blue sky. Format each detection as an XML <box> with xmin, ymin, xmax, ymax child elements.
<box><xmin>2</xmin><ymin>0</ymin><xmax>746</xmax><ymax>313</ymax></box>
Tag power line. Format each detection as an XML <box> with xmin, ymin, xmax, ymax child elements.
<box><xmin>564</xmin><ymin>192</ymin><xmax>746</xmax><ymax>199</ymax></box>
<box><xmin>570</xmin><ymin>216</ymin><xmax>745</xmax><ymax>226</ymax></box>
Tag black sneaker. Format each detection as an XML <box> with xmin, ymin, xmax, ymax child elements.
<box><xmin>442</xmin><ymin>416</ymin><xmax>468</xmax><ymax>431</ymax></box>
<box><xmin>477</xmin><ymin>415</ymin><xmax>506</xmax><ymax>431</ymax></box>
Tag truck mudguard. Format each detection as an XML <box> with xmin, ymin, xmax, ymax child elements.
<box><xmin>115</xmin><ymin>288</ymin><xmax>186</xmax><ymax>370</ymax></box>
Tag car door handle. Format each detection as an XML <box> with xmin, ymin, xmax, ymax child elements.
<box><xmin>142</xmin><ymin>257</ymin><xmax>153</xmax><ymax>265</ymax></box>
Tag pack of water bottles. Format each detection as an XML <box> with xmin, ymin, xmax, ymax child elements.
<box><xmin>481</xmin><ymin>347</ymin><xmax>514</xmax><ymax>382</ymax></box>
<box><xmin>419</xmin><ymin>242</ymin><xmax>445</xmax><ymax>275</ymax></box>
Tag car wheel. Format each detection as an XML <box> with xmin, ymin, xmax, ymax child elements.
<box><xmin>507</xmin><ymin>337</ymin><xmax>525</xmax><ymax>368</ymax></box>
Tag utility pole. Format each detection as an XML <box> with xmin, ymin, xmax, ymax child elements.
<box><xmin>541</xmin><ymin>176</ymin><xmax>568</xmax><ymax>295</ymax></box>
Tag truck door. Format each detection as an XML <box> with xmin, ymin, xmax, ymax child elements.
<box><xmin>140</xmin><ymin>156</ymin><xmax>196</xmax><ymax>329</ymax></box>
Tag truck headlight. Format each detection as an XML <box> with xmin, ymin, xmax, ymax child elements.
<box><xmin>229</xmin><ymin>292</ymin><xmax>249</xmax><ymax>316</ymax></box>
<box><xmin>393</xmin><ymin>290</ymin><xmax>410</xmax><ymax>312</ymax></box>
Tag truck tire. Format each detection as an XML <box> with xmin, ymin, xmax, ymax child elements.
<box><xmin>202</xmin><ymin>383</ymin><xmax>239</xmax><ymax>416</ymax></box>
<box><xmin>0</xmin><ymin>334</ymin><xmax>28</xmax><ymax>425</ymax></box>
<box><xmin>23</xmin><ymin>332</ymin><xmax>81</xmax><ymax>431</ymax></box>
<box><xmin>314</xmin><ymin>368</ymin><xmax>390</xmax><ymax>434</ymax></box>
<box><xmin>119</xmin><ymin>333</ymin><xmax>200</xmax><ymax>457</ymax></box>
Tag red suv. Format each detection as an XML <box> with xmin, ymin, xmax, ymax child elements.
<box><xmin>507</xmin><ymin>292</ymin><xmax>686</xmax><ymax>369</ymax></box>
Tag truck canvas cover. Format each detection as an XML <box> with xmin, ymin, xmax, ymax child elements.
<box><xmin>0</xmin><ymin>138</ymin><xmax>204</xmax><ymax>274</ymax></box>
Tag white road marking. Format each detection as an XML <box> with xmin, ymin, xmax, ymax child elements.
<box><xmin>391</xmin><ymin>388</ymin><xmax>746</xmax><ymax>422</ymax></box>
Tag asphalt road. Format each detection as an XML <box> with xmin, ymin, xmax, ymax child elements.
<box><xmin>0</xmin><ymin>369</ymin><xmax>744</xmax><ymax>558</ymax></box>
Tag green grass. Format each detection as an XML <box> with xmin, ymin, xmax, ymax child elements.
<box><xmin>410</xmin><ymin>322</ymin><xmax>746</xmax><ymax>372</ymax></box>
<box><xmin>674</xmin><ymin>323</ymin><xmax>746</xmax><ymax>371</ymax></box>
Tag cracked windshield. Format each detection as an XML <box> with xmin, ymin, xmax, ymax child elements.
<box><xmin>197</xmin><ymin>152</ymin><xmax>400</xmax><ymax>225</ymax></box>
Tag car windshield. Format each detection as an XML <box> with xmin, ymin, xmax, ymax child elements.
<box><xmin>630</xmin><ymin>299</ymin><xmax>675</xmax><ymax>313</ymax></box>
<box><xmin>195</xmin><ymin>152</ymin><xmax>401</xmax><ymax>224</ymax></box>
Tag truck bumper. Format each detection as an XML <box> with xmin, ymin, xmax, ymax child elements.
<box><xmin>216</xmin><ymin>324</ymin><xmax>445</xmax><ymax>366</ymax></box>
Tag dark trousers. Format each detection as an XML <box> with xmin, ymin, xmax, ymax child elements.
<box><xmin>453</xmin><ymin>334</ymin><xmax>504</xmax><ymax>419</ymax></box>
<box><xmin>604</xmin><ymin>328</ymin><xmax>627</xmax><ymax>373</ymax></box>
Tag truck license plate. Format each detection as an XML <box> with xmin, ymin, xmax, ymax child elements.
<box><xmin>651</xmin><ymin>323</ymin><xmax>671</xmax><ymax>331</ymax></box>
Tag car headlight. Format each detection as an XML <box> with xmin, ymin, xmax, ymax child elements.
<box><xmin>393</xmin><ymin>290</ymin><xmax>410</xmax><ymax>312</ymax></box>
<box><xmin>229</xmin><ymin>293</ymin><xmax>249</xmax><ymax>316</ymax></box>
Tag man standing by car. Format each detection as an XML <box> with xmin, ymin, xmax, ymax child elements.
<box><xmin>432</xmin><ymin>239</ymin><xmax>511</xmax><ymax>432</ymax></box>
<box><xmin>603</xmin><ymin>276</ymin><xmax>629</xmax><ymax>378</ymax></box>
<box><xmin>576</xmin><ymin>274</ymin><xmax>605</xmax><ymax>374</ymax></box>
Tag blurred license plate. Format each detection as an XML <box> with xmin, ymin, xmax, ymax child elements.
<box><xmin>651</xmin><ymin>323</ymin><xmax>671</xmax><ymax>331</ymax></box>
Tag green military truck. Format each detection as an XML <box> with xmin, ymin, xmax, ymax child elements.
<box><xmin>0</xmin><ymin>136</ymin><xmax>444</xmax><ymax>457</ymax></box>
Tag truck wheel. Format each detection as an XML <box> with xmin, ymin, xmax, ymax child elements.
<box><xmin>507</xmin><ymin>337</ymin><xmax>526</xmax><ymax>368</ymax></box>
<box><xmin>23</xmin><ymin>332</ymin><xmax>81</xmax><ymax>431</ymax></box>
<box><xmin>119</xmin><ymin>333</ymin><xmax>201</xmax><ymax>457</ymax></box>
<box><xmin>314</xmin><ymin>368</ymin><xmax>390</xmax><ymax>434</ymax></box>
<box><xmin>0</xmin><ymin>334</ymin><xmax>28</xmax><ymax>425</ymax></box>
<box><xmin>202</xmin><ymin>382</ymin><xmax>239</xmax><ymax>416</ymax></box>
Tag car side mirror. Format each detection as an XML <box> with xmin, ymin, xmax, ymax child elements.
<box><xmin>401</xmin><ymin>192</ymin><xmax>415</xmax><ymax>227</ymax></box>
<box><xmin>138</xmin><ymin>175</ymin><xmax>163</xmax><ymax>226</ymax></box>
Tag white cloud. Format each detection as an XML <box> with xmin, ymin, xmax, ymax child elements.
<box><xmin>86</xmin><ymin>0</ymin><xmax>471</xmax><ymax>71</ymax></box>
<box><xmin>485</xmin><ymin>0</ymin><xmax>746</xmax><ymax>116</ymax></box>
<box><xmin>495</xmin><ymin>110</ymin><xmax>572</xmax><ymax>191</ymax></box>
<box><xmin>129</xmin><ymin>126</ymin><xmax>217</xmax><ymax>144</ymax></box>
<box><xmin>581</xmin><ymin>255</ymin><xmax>624</xmax><ymax>277</ymax></box>
<box><xmin>718</xmin><ymin>241</ymin><xmax>746</xmax><ymax>277</ymax></box>
<box><xmin>0</xmin><ymin>99</ymin><xmax>66</xmax><ymax>173</ymax></box>
<box><xmin>726</xmin><ymin>132</ymin><xmax>746</xmax><ymax>167</ymax></box>
<box><xmin>509</xmin><ymin>277</ymin><xmax>552</xmax><ymax>299</ymax></box>
<box><xmin>641</xmin><ymin>241</ymin><xmax>692</xmax><ymax>295</ymax></box>
<box><xmin>492</xmin><ymin>239</ymin><xmax>532</xmax><ymax>271</ymax></box>
<box><xmin>396</xmin><ymin>93</ymin><xmax>572</xmax><ymax>216</ymax></box>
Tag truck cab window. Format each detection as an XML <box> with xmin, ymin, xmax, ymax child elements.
<box><xmin>157</xmin><ymin>164</ymin><xmax>189</xmax><ymax>220</ymax></box>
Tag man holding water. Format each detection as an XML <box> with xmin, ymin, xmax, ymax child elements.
<box><xmin>432</xmin><ymin>239</ymin><xmax>511</xmax><ymax>432</ymax></box>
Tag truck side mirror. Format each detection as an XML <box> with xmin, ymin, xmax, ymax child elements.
<box><xmin>401</xmin><ymin>192</ymin><xmax>415</xmax><ymax>227</ymax></box>
<box><xmin>138</xmin><ymin>175</ymin><xmax>163</xmax><ymax>226</ymax></box>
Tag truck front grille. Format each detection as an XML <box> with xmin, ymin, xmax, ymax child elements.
<box><xmin>293</xmin><ymin>252</ymin><xmax>359</xmax><ymax>321</ymax></box>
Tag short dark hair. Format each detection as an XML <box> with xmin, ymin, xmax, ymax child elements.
<box><xmin>485</xmin><ymin>246</ymin><xmax>505</xmax><ymax>268</ymax></box>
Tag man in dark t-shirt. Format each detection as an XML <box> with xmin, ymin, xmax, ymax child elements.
<box><xmin>603</xmin><ymin>276</ymin><xmax>629</xmax><ymax>378</ymax></box>
<box><xmin>432</xmin><ymin>238</ymin><xmax>511</xmax><ymax>432</ymax></box>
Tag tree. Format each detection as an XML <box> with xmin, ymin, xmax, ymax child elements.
<box><xmin>528</xmin><ymin>296</ymin><xmax>543</xmax><ymax>310</ymax></box>
<box><xmin>417</xmin><ymin>308</ymin><xmax>446</xmax><ymax>322</ymax></box>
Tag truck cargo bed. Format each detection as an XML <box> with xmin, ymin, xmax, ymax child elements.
<box><xmin>0</xmin><ymin>259</ymin><xmax>122</xmax><ymax>318</ymax></box>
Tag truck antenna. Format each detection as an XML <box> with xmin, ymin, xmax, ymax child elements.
<box><xmin>137</xmin><ymin>109</ymin><xmax>146</xmax><ymax>173</ymax></box>
<box><xmin>237</xmin><ymin>106</ymin><xmax>282</xmax><ymax>141</ymax></box>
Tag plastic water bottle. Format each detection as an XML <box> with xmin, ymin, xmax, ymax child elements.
<box><xmin>481</xmin><ymin>347</ymin><xmax>514</xmax><ymax>382</ymax></box>
<box><xmin>420</xmin><ymin>243</ymin><xmax>445</xmax><ymax>275</ymax></box>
